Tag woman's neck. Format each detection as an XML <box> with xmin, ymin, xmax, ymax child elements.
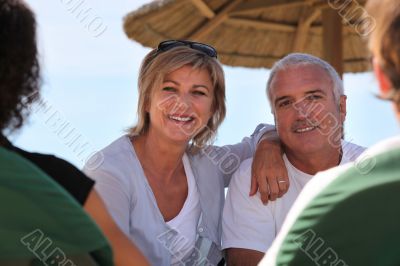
<box><xmin>132</xmin><ymin>131</ymin><xmax>187</xmax><ymax>183</ymax></box>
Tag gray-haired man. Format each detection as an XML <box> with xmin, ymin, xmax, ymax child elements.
<box><xmin>222</xmin><ymin>53</ymin><xmax>365</xmax><ymax>266</ymax></box>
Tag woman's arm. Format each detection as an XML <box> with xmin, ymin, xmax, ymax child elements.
<box><xmin>84</xmin><ymin>190</ymin><xmax>150</xmax><ymax>266</ymax></box>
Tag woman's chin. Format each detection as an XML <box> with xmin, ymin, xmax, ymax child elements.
<box><xmin>160</xmin><ymin>129</ymin><xmax>192</xmax><ymax>145</ymax></box>
<box><xmin>164</xmin><ymin>123</ymin><xmax>201</xmax><ymax>141</ymax></box>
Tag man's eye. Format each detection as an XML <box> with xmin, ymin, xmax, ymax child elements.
<box><xmin>278</xmin><ymin>100</ymin><xmax>291</xmax><ymax>108</ymax></box>
<box><xmin>308</xmin><ymin>94</ymin><xmax>322</xmax><ymax>100</ymax></box>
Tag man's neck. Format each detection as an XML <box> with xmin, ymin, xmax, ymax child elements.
<box><xmin>285</xmin><ymin>146</ymin><xmax>343</xmax><ymax>175</ymax></box>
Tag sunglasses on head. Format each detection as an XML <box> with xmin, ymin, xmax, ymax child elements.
<box><xmin>156</xmin><ymin>40</ymin><xmax>218</xmax><ymax>58</ymax></box>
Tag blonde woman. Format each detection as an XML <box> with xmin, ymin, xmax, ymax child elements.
<box><xmin>85</xmin><ymin>40</ymin><xmax>285</xmax><ymax>265</ymax></box>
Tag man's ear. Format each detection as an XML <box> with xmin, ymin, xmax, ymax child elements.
<box><xmin>339</xmin><ymin>95</ymin><xmax>347</xmax><ymax>123</ymax></box>
<box><xmin>373</xmin><ymin>59</ymin><xmax>393</xmax><ymax>96</ymax></box>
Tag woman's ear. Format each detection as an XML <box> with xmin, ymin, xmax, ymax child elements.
<box><xmin>373</xmin><ymin>58</ymin><xmax>393</xmax><ymax>96</ymax></box>
<box><xmin>144</xmin><ymin>99</ymin><xmax>150</xmax><ymax>113</ymax></box>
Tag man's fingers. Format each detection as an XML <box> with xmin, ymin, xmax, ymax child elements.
<box><xmin>260</xmin><ymin>193</ymin><xmax>269</xmax><ymax>205</ymax></box>
<box><xmin>277</xmin><ymin>176</ymin><xmax>289</xmax><ymax>197</ymax></box>
<box><xmin>268</xmin><ymin>177</ymin><xmax>279</xmax><ymax>201</ymax></box>
<box><xmin>250</xmin><ymin>174</ymin><xmax>290</xmax><ymax>203</ymax></box>
<box><xmin>257</xmin><ymin>178</ymin><xmax>270</xmax><ymax>205</ymax></box>
<box><xmin>249</xmin><ymin>175</ymin><xmax>258</xmax><ymax>196</ymax></box>
<box><xmin>277</xmin><ymin>178</ymin><xmax>289</xmax><ymax>198</ymax></box>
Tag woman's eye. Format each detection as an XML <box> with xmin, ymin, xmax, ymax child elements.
<box><xmin>162</xmin><ymin>87</ymin><xmax>175</xmax><ymax>92</ymax></box>
<box><xmin>193</xmin><ymin>90</ymin><xmax>206</xmax><ymax>96</ymax></box>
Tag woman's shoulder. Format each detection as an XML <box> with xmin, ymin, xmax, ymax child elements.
<box><xmin>85</xmin><ymin>135</ymin><xmax>134</xmax><ymax>172</ymax></box>
<box><xmin>97</xmin><ymin>135</ymin><xmax>132</xmax><ymax>157</ymax></box>
<box><xmin>84</xmin><ymin>135</ymin><xmax>144</xmax><ymax>189</ymax></box>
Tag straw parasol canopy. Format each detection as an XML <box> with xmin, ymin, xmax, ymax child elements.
<box><xmin>124</xmin><ymin>0</ymin><xmax>372</xmax><ymax>75</ymax></box>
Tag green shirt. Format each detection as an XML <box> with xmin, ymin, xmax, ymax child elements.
<box><xmin>261</xmin><ymin>137</ymin><xmax>400</xmax><ymax>266</ymax></box>
<box><xmin>0</xmin><ymin>147</ymin><xmax>113</xmax><ymax>265</ymax></box>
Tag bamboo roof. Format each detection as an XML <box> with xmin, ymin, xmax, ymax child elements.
<box><xmin>124</xmin><ymin>0</ymin><xmax>371</xmax><ymax>73</ymax></box>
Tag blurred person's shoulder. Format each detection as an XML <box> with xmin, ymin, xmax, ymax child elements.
<box><xmin>3</xmin><ymin>137</ymin><xmax>94</xmax><ymax>204</ymax></box>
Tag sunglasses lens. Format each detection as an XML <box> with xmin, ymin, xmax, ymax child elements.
<box><xmin>158</xmin><ymin>40</ymin><xmax>183</xmax><ymax>52</ymax></box>
<box><xmin>157</xmin><ymin>40</ymin><xmax>217</xmax><ymax>58</ymax></box>
<box><xmin>191</xmin><ymin>43</ymin><xmax>217</xmax><ymax>58</ymax></box>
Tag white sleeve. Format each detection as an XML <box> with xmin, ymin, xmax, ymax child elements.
<box><xmin>222</xmin><ymin>159</ymin><xmax>276</xmax><ymax>253</ymax></box>
<box><xmin>84</xmin><ymin>167</ymin><xmax>132</xmax><ymax>236</ymax></box>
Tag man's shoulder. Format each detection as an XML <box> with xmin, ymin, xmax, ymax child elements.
<box><xmin>311</xmin><ymin>138</ymin><xmax>400</xmax><ymax>200</ymax></box>
<box><xmin>239</xmin><ymin>157</ymin><xmax>253</xmax><ymax>173</ymax></box>
<box><xmin>230</xmin><ymin>157</ymin><xmax>253</xmax><ymax>185</ymax></box>
<box><xmin>342</xmin><ymin>141</ymin><xmax>366</xmax><ymax>161</ymax></box>
<box><xmin>302</xmin><ymin>143</ymin><xmax>400</xmax><ymax>220</ymax></box>
<box><xmin>311</xmin><ymin>163</ymin><xmax>353</xmax><ymax>190</ymax></box>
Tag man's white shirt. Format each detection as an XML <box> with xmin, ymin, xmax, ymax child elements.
<box><xmin>222</xmin><ymin>141</ymin><xmax>365</xmax><ymax>253</ymax></box>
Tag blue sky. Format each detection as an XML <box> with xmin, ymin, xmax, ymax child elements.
<box><xmin>13</xmin><ymin>0</ymin><xmax>399</xmax><ymax>168</ymax></box>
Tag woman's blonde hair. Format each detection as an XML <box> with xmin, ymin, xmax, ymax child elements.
<box><xmin>129</xmin><ymin>45</ymin><xmax>226</xmax><ymax>152</ymax></box>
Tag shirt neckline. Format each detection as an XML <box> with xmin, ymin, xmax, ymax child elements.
<box><xmin>166</xmin><ymin>155</ymin><xmax>196</xmax><ymax>226</ymax></box>
<box><xmin>283</xmin><ymin>141</ymin><xmax>348</xmax><ymax>179</ymax></box>
<box><xmin>123</xmin><ymin>135</ymin><xmax>192</xmax><ymax>224</ymax></box>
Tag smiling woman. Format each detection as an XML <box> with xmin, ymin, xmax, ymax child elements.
<box><xmin>147</xmin><ymin>65</ymin><xmax>214</xmax><ymax>146</ymax></box>
<box><xmin>84</xmin><ymin>43</ymin><xmax>227</xmax><ymax>265</ymax></box>
<box><xmin>83</xmin><ymin>40</ymin><xmax>286</xmax><ymax>265</ymax></box>
<box><xmin>131</xmin><ymin>44</ymin><xmax>226</xmax><ymax>151</ymax></box>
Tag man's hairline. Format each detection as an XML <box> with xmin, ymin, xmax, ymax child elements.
<box><xmin>268</xmin><ymin>64</ymin><xmax>341</xmax><ymax>114</ymax></box>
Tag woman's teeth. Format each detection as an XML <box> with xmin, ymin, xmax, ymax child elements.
<box><xmin>169</xmin><ymin>115</ymin><xmax>193</xmax><ymax>122</ymax></box>
<box><xmin>295</xmin><ymin>126</ymin><xmax>316</xmax><ymax>133</ymax></box>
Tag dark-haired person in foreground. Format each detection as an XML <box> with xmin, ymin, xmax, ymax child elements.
<box><xmin>0</xmin><ymin>1</ymin><xmax>149</xmax><ymax>265</ymax></box>
<box><xmin>260</xmin><ymin>1</ymin><xmax>400</xmax><ymax>265</ymax></box>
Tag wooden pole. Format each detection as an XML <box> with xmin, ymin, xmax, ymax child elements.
<box><xmin>187</xmin><ymin>0</ymin><xmax>242</xmax><ymax>41</ymax></box>
<box><xmin>292</xmin><ymin>8</ymin><xmax>320</xmax><ymax>52</ymax></box>
<box><xmin>322</xmin><ymin>9</ymin><xmax>343</xmax><ymax>78</ymax></box>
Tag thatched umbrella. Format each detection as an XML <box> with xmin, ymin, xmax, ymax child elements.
<box><xmin>123</xmin><ymin>0</ymin><xmax>372</xmax><ymax>76</ymax></box>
